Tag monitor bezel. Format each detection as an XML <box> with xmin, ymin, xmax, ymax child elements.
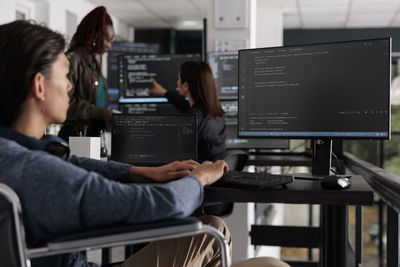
<box><xmin>237</xmin><ymin>37</ymin><xmax>392</xmax><ymax>140</ymax></box>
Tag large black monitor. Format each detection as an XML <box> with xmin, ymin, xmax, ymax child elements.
<box><xmin>118</xmin><ymin>53</ymin><xmax>201</xmax><ymax>103</ymax></box>
<box><xmin>221</xmin><ymin>100</ymin><xmax>289</xmax><ymax>150</ymax></box>
<box><xmin>208</xmin><ymin>52</ymin><xmax>239</xmax><ymax>100</ymax></box>
<box><xmin>107</xmin><ymin>42</ymin><xmax>160</xmax><ymax>91</ymax></box>
<box><xmin>111</xmin><ymin>114</ymin><xmax>197</xmax><ymax>166</ymax></box>
<box><xmin>238</xmin><ymin>38</ymin><xmax>391</xmax><ymax>176</ymax></box>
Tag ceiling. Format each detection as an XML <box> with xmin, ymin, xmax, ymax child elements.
<box><xmin>88</xmin><ymin>0</ymin><xmax>400</xmax><ymax>30</ymax></box>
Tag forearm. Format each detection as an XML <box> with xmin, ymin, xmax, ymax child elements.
<box><xmin>166</xmin><ymin>90</ymin><xmax>190</xmax><ymax>112</ymax></box>
<box><xmin>68</xmin><ymin>155</ymin><xmax>131</xmax><ymax>181</ymax></box>
<box><xmin>128</xmin><ymin>166</ymin><xmax>155</xmax><ymax>182</ymax></box>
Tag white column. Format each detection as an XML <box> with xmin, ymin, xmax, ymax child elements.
<box><xmin>33</xmin><ymin>1</ymin><xmax>49</xmax><ymax>25</ymax></box>
<box><xmin>207</xmin><ymin>0</ymin><xmax>250</xmax><ymax>52</ymax></box>
<box><xmin>206</xmin><ymin>0</ymin><xmax>284</xmax><ymax>262</ymax></box>
<box><xmin>250</xmin><ymin>1</ymin><xmax>283</xmax><ymax>48</ymax></box>
<box><xmin>48</xmin><ymin>0</ymin><xmax>67</xmax><ymax>34</ymax></box>
<box><xmin>207</xmin><ymin>0</ymin><xmax>283</xmax><ymax>52</ymax></box>
<box><xmin>0</xmin><ymin>0</ymin><xmax>16</xmax><ymax>24</ymax></box>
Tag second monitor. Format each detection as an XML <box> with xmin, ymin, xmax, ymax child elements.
<box><xmin>111</xmin><ymin>114</ymin><xmax>197</xmax><ymax>166</ymax></box>
<box><xmin>119</xmin><ymin>53</ymin><xmax>201</xmax><ymax>100</ymax></box>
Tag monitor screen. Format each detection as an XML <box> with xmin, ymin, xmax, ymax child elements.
<box><xmin>238</xmin><ymin>38</ymin><xmax>391</xmax><ymax>139</ymax></box>
<box><xmin>120</xmin><ymin>103</ymin><xmax>179</xmax><ymax>115</ymax></box>
<box><xmin>208</xmin><ymin>52</ymin><xmax>239</xmax><ymax>100</ymax></box>
<box><xmin>111</xmin><ymin>114</ymin><xmax>197</xmax><ymax>166</ymax></box>
<box><xmin>107</xmin><ymin>88</ymin><xmax>120</xmax><ymax>110</ymax></box>
<box><xmin>107</xmin><ymin>42</ymin><xmax>160</xmax><ymax>91</ymax></box>
<box><xmin>221</xmin><ymin>101</ymin><xmax>289</xmax><ymax>149</ymax></box>
<box><xmin>118</xmin><ymin>54</ymin><xmax>201</xmax><ymax>101</ymax></box>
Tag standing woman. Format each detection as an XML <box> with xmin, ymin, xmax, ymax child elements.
<box><xmin>151</xmin><ymin>61</ymin><xmax>226</xmax><ymax>162</ymax></box>
<box><xmin>59</xmin><ymin>6</ymin><xmax>114</xmax><ymax>141</ymax></box>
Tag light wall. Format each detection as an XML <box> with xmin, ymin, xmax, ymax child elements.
<box><xmin>1</xmin><ymin>0</ymin><xmax>134</xmax><ymax>41</ymax></box>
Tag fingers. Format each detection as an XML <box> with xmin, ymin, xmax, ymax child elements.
<box><xmin>182</xmin><ymin>160</ymin><xmax>201</xmax><ymax>167</ymax></box>
<box><xmin>214</xmin><ymin>160</ymin><xmax>229</xmax><ymax>172</ymax></box>
<box><xmin>172</xmin><ymin>160</ymin><xmax>200</xmax><ymax>171</ymax></box>
<box><xmin>150</xmin><ymin>77</ymin><xmax>158</xmax><ymax>85</ymax></box>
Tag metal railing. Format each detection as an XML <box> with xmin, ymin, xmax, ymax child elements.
<box><xmin>344</xmin><ymin>152</ymin><xmax>400</xmax><ymax>267</ymax></box>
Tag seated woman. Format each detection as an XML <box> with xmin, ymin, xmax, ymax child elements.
<box><xmin>151</xmin><ymin>61</ymin><xmax>226</xmax><ymax>162</ymax></box>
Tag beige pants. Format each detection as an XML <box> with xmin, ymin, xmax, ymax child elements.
<box><xmin>119</xmin><ymin>216</ymin><xmax>290</xmax><ymax>267</ymax></box>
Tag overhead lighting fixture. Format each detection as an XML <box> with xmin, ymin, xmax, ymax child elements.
<box><xmin>182</xmin><ymin>20</ymin><xmax>199</xmax><ymax>27</ymax></box>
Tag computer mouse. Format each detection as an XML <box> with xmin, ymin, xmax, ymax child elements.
<box><xmin>320</xmin><ymin>176</ymin><xmax>351</xmax><ymax>190</ymax></box>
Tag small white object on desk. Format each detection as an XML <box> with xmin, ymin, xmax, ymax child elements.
<box><xmin>69</xmin><ymin>137</ymin><xmax>101</xmax><ymax>160</ymax></box>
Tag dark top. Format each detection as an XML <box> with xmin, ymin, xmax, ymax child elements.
<box><xmin>58</xmin><ymin>47</ymin><xmax>109</xmax><ymax>141</ymax></box>
<box><xmin>165</xmin><ymin>90</ymin><xmax>226</xmax><ymax>162</ymax></box>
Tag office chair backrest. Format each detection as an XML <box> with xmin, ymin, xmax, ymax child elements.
<box><xmin>0</xmin><ymin>184</ymin><xmax>29</xmax><ymax>267</ymax></box>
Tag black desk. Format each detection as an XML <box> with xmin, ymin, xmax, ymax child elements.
<box><xmin>247</xmin><ymin>154</ymin><xmax>314</xmax><ymax>167</ymax></box>
<box><xmin>247</xmin><ymin>153</ymin><xmax>344</xmax><ymax>169</ymax></box>
<box><xmin>205</xmin><ymin>175</ymin><xmax>372</xmax><ymax>205</ymax></box>
<box><xmin>204</xmin><ymin>158</ymin><xmax>373</xmax><ymax>267</ymax></box>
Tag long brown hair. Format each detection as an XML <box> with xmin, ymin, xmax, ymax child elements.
<box><xmin>68</xmin><ymin>6</ymin><xmax>113</xmax><ymax>56</ymax></box>
<box><xmin>180</xmin><ymin>61</ymin><xmax>225</xmax><ymax>119</ymax></box>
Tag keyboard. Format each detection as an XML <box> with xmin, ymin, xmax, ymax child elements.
<box><xmin>213</xmin><ymin>170</ymin><xmax>294</xmax><ymax>189</ymax></box>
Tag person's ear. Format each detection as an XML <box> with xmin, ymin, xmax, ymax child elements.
<box><xmin>182</xmin><ymin>81</ymin><xmax>189</xmax><ymax>94</ymax></box>
<box><xmin>30</xmin><ymin>72</ymin><xmax>46</xmax><ymax>101</ymax></box>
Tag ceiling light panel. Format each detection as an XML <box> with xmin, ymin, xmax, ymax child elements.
<box><xmin>189</xmin><ymin>0</ymin><xmax>208</xmax><ymax>13</ymax></box>
<box><xmin>351</xmin><ymin>0</ymin><xmax>399</xmax><ymax>4</ymax></box>
<box><xmin>390</xmin><ymin>12</ymin><xmax>400</xmax><ymax>26</ymax></box>
<box><xmin>299</xmin><ymin>0</ymin><xmax>349</xmax><ymax>5</ymax></box>
<box><xmin>143</xmin><ymin>0</ymin><xmax>193</xmax><ymax>10</ymax></box>
<box><xmin>303</xmin><ymin>14</ymin><xmax>347</xmax><ymax>24</ymax></box>
<box><xmin>106</xmin><ymin>2</ymin><xmax>147</xmax><ymax>13</ymax></box>
<box><xmin>350</xmin><ymin>0</ymin><xmax>400</xmax><ymax>11</ymax></box>
<box><xmin>347</xmin><ymin>14</ymin><xmax>393</xmax><ymax>27</ymax></box>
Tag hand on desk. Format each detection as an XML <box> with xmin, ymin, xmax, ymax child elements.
<box><xmin>128</xmin><ymin>160</ymin><xmax>228</xmax><ymax>186</ymax></box>
<box><xmin>129</xmin><ymin>160</ymin><xmax>200</xmax><ymax>183</ymax></box>
<box><xmin>191</xmin><ymin>160</ymin><xmax>229</xmax><ymax>186</ymax></box>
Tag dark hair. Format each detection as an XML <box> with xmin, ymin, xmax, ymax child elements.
<box><xmin>0</xmin><ymin>20</ymin><xmax>65</xmax><ymax>127</ymax></box>
<box><xmin>179</xmin><ymin>61</ymin><xmax>225</xmax><ymax>118</ymax></box>
<box><xmin>68</xmin><ymin>6</ymin><xmax>113</xmax><ymax>56</ymax></box>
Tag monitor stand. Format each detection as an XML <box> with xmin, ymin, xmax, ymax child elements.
<box><xmin>293</xmin><ymin>139</ymin><xmax>350</xmax><ymax>180</ymax></box>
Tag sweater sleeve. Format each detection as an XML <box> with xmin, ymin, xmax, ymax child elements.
<box><xmin>18</xmin><ymin>151</ymin><xmax>203</xmax><ymax>246</ymax></box>
<box><xmin>68</xmin><ymin>155</ymin><xmax>130</xmax><ymax>181</ymax></box>
<box><xmin>165</xmin><ymin>90</ymin><xmax>190</xmax><ymax>112</ymax></box>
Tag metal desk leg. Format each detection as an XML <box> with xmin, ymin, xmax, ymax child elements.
<box><xmin>387</xmin><ymin>206</ymin><xmax>399</xmax><ymax>267</ymax></box>
<box><xmin>102</xmin><ymin>248</ymin><xmax>111</xmax><ymax>264</ymax></box>
<box><xmin>308</xmin><ymin>204</ymin><xmax>313</xmax><ymax>261</ymax></box>
<box><xmin>355</xmin><ymin>205</ymin><xmax>362</xmax><ymax>267</ymax></box>
<box><xmin>378</xmin><ymin>200</ymin><xmax>384</xmax><ymax>267</ymax></box>
<box><xmin>320</xmin><ymin>205</ymin><xmax>348</xmax><ymax>267</ymax></box>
